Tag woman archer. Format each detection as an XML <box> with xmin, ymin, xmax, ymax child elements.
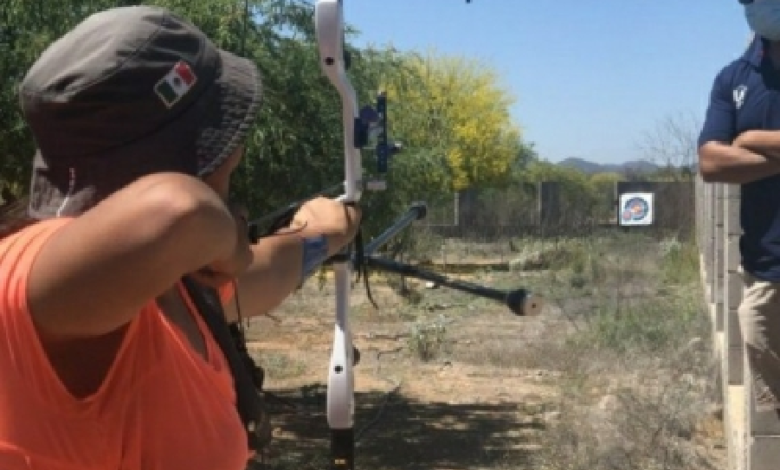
<box><xmin>0</xmin><ymin>5</ymin><xmax>360</xmax><ymax>470</ymax></box>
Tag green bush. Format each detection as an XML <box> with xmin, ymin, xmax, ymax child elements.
<box><xmin>567</xmin><ymin>240</ymin><xmax>702</xmax><ymax>355</ymax></box>
<box><xmin>573</xmin><ymin>296</ymin><xmax>699</xmax><ymax>354</ymax></box>
<box><xmin>660</xmin><ymin>237</ymin><xmax>699</xmax><ymax>286</ymax></box>
<box><xmin>407</xmin><ymin>315</ymin><xmax>448</xmax><ymax>361</ymax></box>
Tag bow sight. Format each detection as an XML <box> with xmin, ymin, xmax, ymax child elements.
<box><xmin>245</xmin><ymin>90</ymin><xmax>401</xmax><ymax>238</ymax></box>
<box><xmin>357</xmin><ymin>92</ymin><xmax>403</xmax><ymax>191</ymax></box>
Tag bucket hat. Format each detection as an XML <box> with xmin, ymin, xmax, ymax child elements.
<box><xmin>19</xmin><ymin>5</ymin><xmax>262</xmax><ymax>218</ymax></box>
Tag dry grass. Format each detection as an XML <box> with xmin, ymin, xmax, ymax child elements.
<box><xmin>523</xmin><ymin>238</ymin><xmax>725</xmax><ymax>470</ymax></box>
<box><xmin>244</xmin><ymin>230</ymin><xmax>724</xmax><ymax>470</ymax></box>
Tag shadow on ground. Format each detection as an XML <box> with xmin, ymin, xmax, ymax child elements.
<box><xmin>252</xmin><ymin>383</ymin><xmax>538</xmax><ymax>470</ymax></box>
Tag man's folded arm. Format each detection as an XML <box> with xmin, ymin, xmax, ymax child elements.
<box><xmin>697</xmin><ymin>69</ymin><xmax>780</xmax><ymax>184</ymax></box>
<box><xmin>699</xmin><ymin>141</ymin><xmax>780</xmax><ymax>184</ymax></box>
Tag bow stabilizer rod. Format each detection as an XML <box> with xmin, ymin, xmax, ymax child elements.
<box><xmin>358</xmin><ymin>202</ymin><xmax>543</xmax><ymax>317</ymax></box>
<box><xmin>364</xmin><ymin>256</ymin><xmax>543</xmax><ymax>316</ymax></box>
<box><xmin>363</xmin><ymin>201</ymin><xmax>428</xmax><ymax>255</ymax></box>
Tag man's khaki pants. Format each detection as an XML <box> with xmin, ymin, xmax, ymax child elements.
<box><xmin>740</xmin><ymin>268</ymin><xmax>780</xmax><ymax>412</ymax></box>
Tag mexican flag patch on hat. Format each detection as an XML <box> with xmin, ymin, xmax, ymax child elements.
<box><xmin>154</xmin><ymin>60</ymin><xmax>198</xmax><ymax>108</ymax></box>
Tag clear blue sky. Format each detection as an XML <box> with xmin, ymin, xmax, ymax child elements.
<box><xmin>343</xmin><ymin>0</ymin><xmax>754</xmax><ymax>164</ymax></box>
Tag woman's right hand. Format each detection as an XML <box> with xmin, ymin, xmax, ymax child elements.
<box><xmin>290</xmin><ymin>197</ymin><xmax>362</xmax><ymax>256</ymax></box>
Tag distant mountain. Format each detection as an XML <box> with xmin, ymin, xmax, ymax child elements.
<box><xmin>557</xmin><ymin>157</ymin><xmax>661</xmax><ymax>176</ymax></box>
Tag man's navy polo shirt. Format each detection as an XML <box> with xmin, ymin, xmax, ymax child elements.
<box><xmin>698</xmin><ymin>36</ymin><xmax>780</xmax><ymax>282</ymax></box>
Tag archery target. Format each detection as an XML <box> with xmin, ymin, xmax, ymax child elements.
<box><xmin>618</xmin><ymin>192</ymin><xmax>654</xmax><ymax>226</ymax></box>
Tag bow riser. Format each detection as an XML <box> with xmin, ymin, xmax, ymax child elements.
<box><xmin>314</xmin><ymin>1</ymin><xmax>359</xmax><ymax>468</ymax></box>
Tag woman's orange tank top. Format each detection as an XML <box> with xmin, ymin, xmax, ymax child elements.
<box><xmin>0</xmin><ymin>219</ymin><xmax>250</xmax><ymax>470</ymax></box>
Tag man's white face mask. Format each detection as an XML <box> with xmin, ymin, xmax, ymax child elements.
<box><xmin>746</xmin><ymin>0</ymin><xmax>780</xmax><ymax>41</ymax></box>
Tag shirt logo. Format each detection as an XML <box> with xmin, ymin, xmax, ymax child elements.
<box><xmin>734</xmin><ymin>85</ymin><xmax>748</xmax><ymax>110</ymax></box>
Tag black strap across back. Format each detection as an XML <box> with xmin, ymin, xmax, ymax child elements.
<box><xmin>180</xmin><ymin>276</ymin><xmax>265</xmax><ymax>453</ymax></box>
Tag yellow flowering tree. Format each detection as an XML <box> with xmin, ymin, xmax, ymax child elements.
<box><xmin>382</xmin><ymin>51</ymin><xmax>524</xmax><ymax>192</ymax></box>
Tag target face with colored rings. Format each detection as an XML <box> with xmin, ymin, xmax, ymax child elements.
<box><xmin>618</xmin><ymin>192</ymin><xmax>654</xmax><ymax>226</ymax></box>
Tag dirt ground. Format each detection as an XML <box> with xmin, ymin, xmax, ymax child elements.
<box><xmin>243</xmin><ymin>256</ymin><xmax>725</xmax><ymax>470</ymax></box>
<box><xmin>243</xmin><ymin>270</ymin><xmax>561</xmax><ymax>470</ymax></box>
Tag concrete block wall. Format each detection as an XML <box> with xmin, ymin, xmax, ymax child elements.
<box><xmin>696</xmin><ymin>177</ymin><xmax>780</xmax><ymax>470</ymax></box>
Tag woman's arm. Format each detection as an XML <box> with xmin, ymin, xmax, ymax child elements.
<box><xmin>225</xmin><ymin>233</ymin><xmax>308</xmax><ymax>322</ymax></box>
<box><xmin>223</xmin><ymin>197</ymin><xmax>360</xmax><ymax>322</ymax></box>
<box><xmin>27</xmin><ymin>172</ymin><xmax>243</xmax><ymax>339</ymax></box>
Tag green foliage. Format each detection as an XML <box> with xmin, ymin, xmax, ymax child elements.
<box><xmin>589</xmin><ymin>172</ymin><xmax>624</xmax><ymax>184</ymax></box>
<box><xmin>568</xmin><ymin>239</ymin><xmax>702</xmax><ymax>355</ymax></box>
<box><xmin>0</xmin><ymin>0</ymin><xmax>535</xmax><ymax>244</ymax></box>
<box><xmin>659</xmin><ymin>236</ymin><xmax>699</xmax><ymax>286</ymax></box>
<box><xmin>407</xmin><ymin>315</ymin><xmax>448</xmax><ymax>361</ymax></box>
<box><xmin>578</xmin><ymin>297</ymin><xmax>697</xmax><ymax>354</ymax></box>
<box><xmin>383</xmin><ymin>51</ymin><xmax>524</xmax><ymax>192</ymax></box>
<box><xmin>519</xmin><ymin>160</ymin><xmax>608</xmax><ymax>220</ymax></box>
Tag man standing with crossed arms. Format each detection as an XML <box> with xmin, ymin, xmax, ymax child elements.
<box><xmin>699</xmin><ymin>0</ymin><xmax>780</xmax><ymax>415</ymax></box>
